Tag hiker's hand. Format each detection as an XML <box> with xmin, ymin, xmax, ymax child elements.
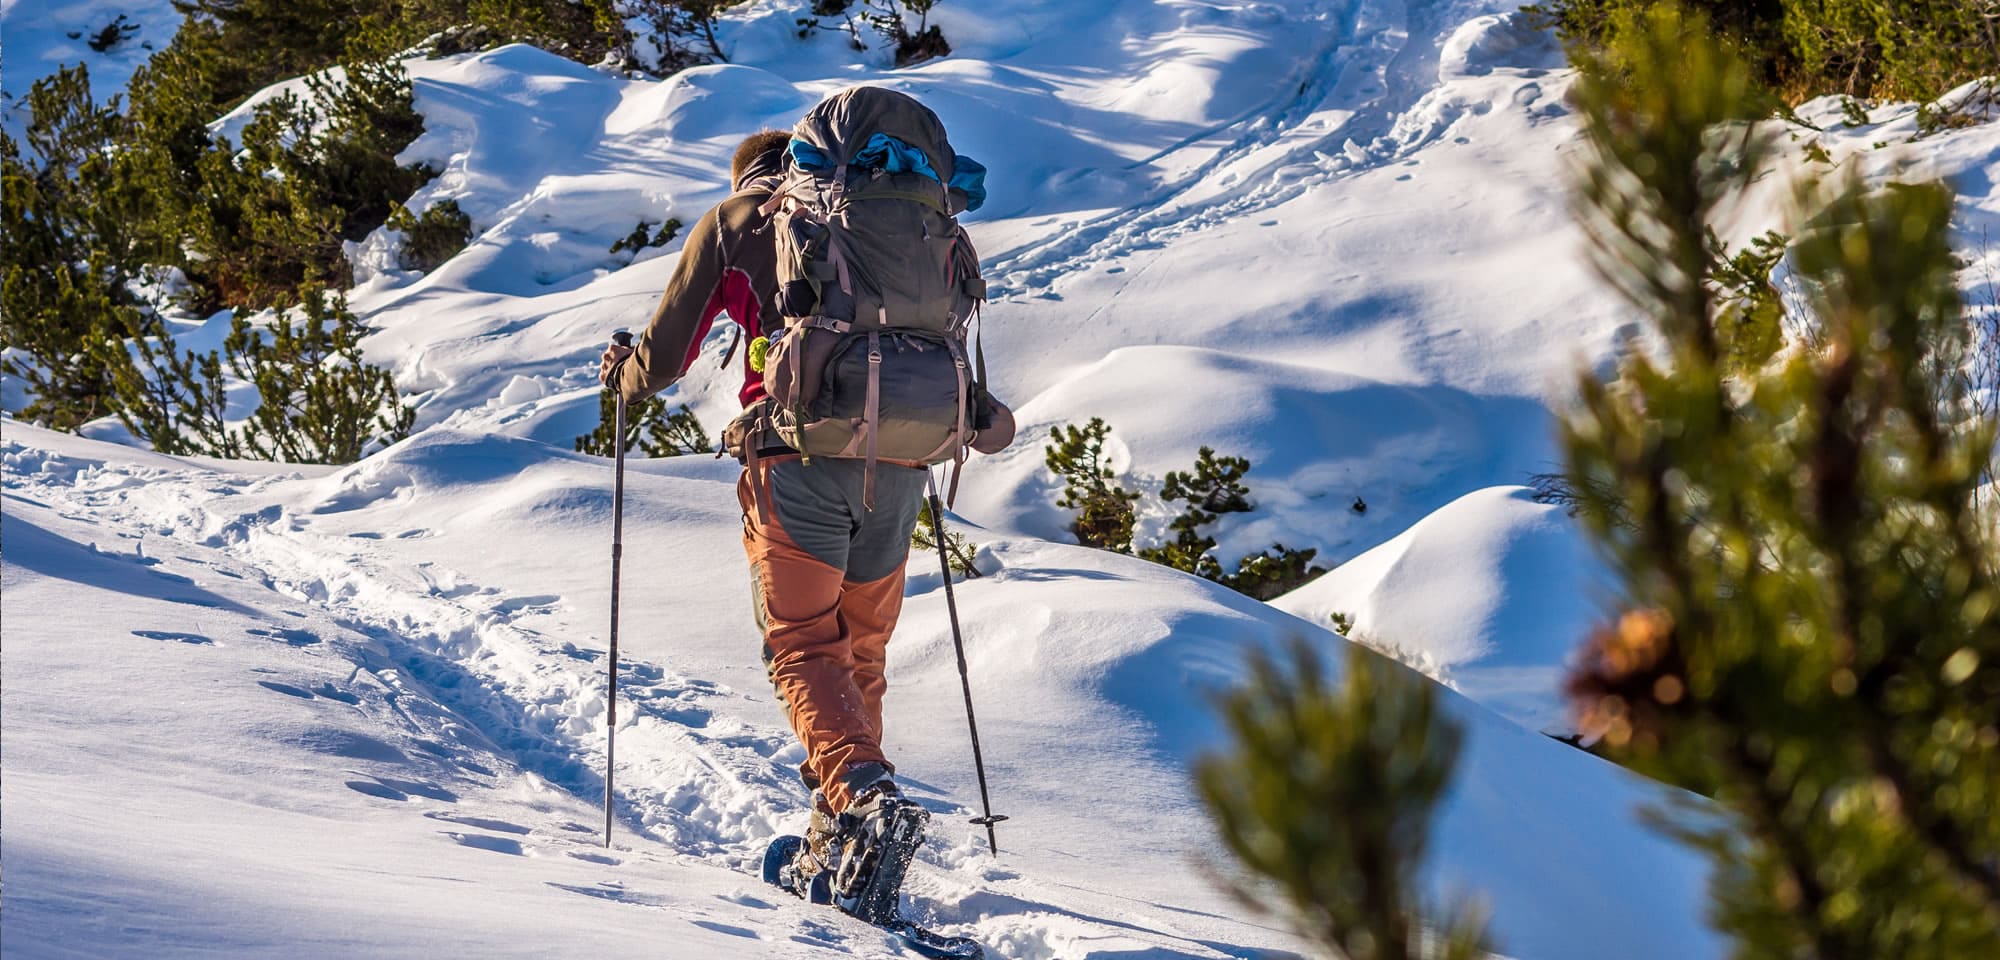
<box><xmin>599</xmin><ymin>343</ymin><xmax>633</xmax><ymax>386</ymax></box>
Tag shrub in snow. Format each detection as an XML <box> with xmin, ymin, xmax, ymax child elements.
<box><xmin>910</xmin><ymin>504</ymin><xmax>981</xmax><ymax>578</ymax></box>
<box><xmin>797</xmin><ymin>0</ymin><xmax>950</xmax><ymax>67</ymax></box>
<box><xmin>1138</xmin><ymin>445</ymin><xmax>1327</xmax><ymax>599</ymax></box>
<box><xmin>1044</xmin><ymin>417</ymin><xmax>1140</xmax><ymax>553</ymax></box>
<box><xmin>386</xmin><ymin>199</ymin><xmax>475</xmax><ymax>273</ymax></box>
<box><xmin>1528</xmin><ymin>0</ymin><xmax>1997</xmax><ymax>103</ymax></box>
<box><xmin>167</xmin><ymin>2</ymin><xmax>630</xmax><ymax>105</ymax></box>
<box><xmin>1561</xmin><ymin>9</ymin><xmax>2000</xmax><ymax>957</ymax></box>
<box><xmin>183</xmin><ymin>59</ymin><xmax>433</xmax><ymax>310</ymax></box>
<box><xmin>607</xmin><ymin>217</ymin><xmax>683</xmax><ymax>259</ymax></box>
<box><xmin>0</xmin><ymin>66</ymin><xmax>151</xmax><ymax>432</ymax></box>
<box><xmin>1215</xmin><ymin>544</ymin><xmax>1324</xmax><ymax>602</ymax></box>
<box><xmin>1137</xmin><ymin>445</ymin><xmax>1250</xmax><ymax>578</ymax></box>
<box><xmin>1196</xmin><ymin>641</ymin><xmax>1492</xmax><ymax>960</ymax></box>
<box><xmin>105</xmin><ymin>282</ymin><xmax>414</xmax><ymax>463</ymax></box>
<box><xmin>628</xmin><ymin>0</ymin><xmax>739</xmax><ymax>72</ymax></box>
<box><xmin>574</xmin><ymin>393</ymin><xmax>712</xmax><ymax>458</ymax></box>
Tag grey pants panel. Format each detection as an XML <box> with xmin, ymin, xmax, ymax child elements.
<box><xmin>766</xmin><ymin>457</ymin><xmax>929</xmax><ymax>584</ymax></box>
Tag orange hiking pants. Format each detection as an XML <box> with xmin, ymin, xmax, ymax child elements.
<box><xmin>738</xmin><ymin>455</ymin><xmax>929</xmax><ymax>814</ymax></box>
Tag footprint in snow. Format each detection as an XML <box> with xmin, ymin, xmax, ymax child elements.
<box><xmin>257</xmin><ymin>680</ymin><xmax>316</xmax><ymax>700</ymax></box>
<box><xmin>691</xmin><ymin>920</ymin><xmax>761</xmax><ymax>940</ymax></box>
<box><xmin>444</xmin><ymin>831</ymin><xmax>524</xmax><ymax>856</ymax></box>
<box><xmin>314</xmin><ymin>683</ymin><xmax>360</xmax><ymax>704</ymax></box>
<box><xmin>425</xmin><ymin>812</ymin><xmax>531</xmax><ymax>835</ymax></box>
<box><xmin>132</xmin><ymin>629</ymin><xmax>213</xmax><ymax>645</ymax></box>
<box><xmin>345</xmin><ymin>776</ymin><xmax>457</xmax><ymax>803</ymax></box>
<box><xmin>717</xmin><ymin>891</ymin><xmax>775</xmax><ymax>910</ymax></box>
<box><xmin>248</xmin><ymin>626</ymin><xmax>322</xmax><ymax>646</ymax></box>
<box><xmin>347</xmin><ymin>780</ymin><xmax>408</xmax><ymax>801</ymax></box>
<box><xmin>492</xmin><ymin>594</ymin><xmax>561</xmax><ymax>615</ymax></box>
<box><xmin>546</xmin><ymin>882</ymin><xmax>669</xmax><ymax>907</ymax></box>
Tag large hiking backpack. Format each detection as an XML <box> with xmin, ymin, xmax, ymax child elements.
<box><xmin>755</xmin><ymin>86</ymin><xmax>989</xmax><ymax>509</ymax></box>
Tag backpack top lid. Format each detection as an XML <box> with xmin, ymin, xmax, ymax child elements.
<box><xmin>792</xmin><ymin>86</ymin><xmax>955</xmax><ymax>184</ymax></box>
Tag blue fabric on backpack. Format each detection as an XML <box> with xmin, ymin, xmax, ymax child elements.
<box><xmin>948</xmin><ymin>155</ymin><xmax>987</xmax><ymax>214</ymax></box>
<box><xmin>788</xmin><ymin>135</ymin><xmax>987</xmax><ymax>212</ymax></box>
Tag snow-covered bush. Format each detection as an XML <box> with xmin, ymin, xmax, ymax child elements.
<box><xmin>104</xmin><ymin>283</ymin><xmax>414</xmax><ymax>463</ymax></box>
<box><xmin>796</xmin><ymin>0</ymin><xmax>950</xmax><ymax>67</ymax></box>
<box><xmin>386</xmin><ymin>199</ymin><xmax>474</xmax><ymax>273</ymax></box>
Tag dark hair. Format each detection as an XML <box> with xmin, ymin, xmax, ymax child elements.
<box><xmin>732</xmin><ymin>130</ymin><xmax>792</xmax><ymax>184</ymax></box>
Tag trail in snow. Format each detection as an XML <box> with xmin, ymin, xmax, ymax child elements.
<box><xmin>0</xmin><ymin>429</ymin><xmax>1311</xmax><ymax>959</ymax></box>
<box><xmin>983</xmin><ymin>0</ymin><xmax>1530</xmax><ymax>298</ymax></box>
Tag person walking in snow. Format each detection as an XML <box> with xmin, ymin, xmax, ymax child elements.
<box><xmin>599</xmin><ymin>90</ymin><xmax>1012</xmax><ymax>921</ymax></box>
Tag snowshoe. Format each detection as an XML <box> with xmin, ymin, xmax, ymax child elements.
<box><xmin>762</xmin><ymin>832</ymin><xmax>983</xmax><ymax>959</ymax></box>
<box><xmin>761</xmin><ymin>781</ymin><xmax>982</xmax><ymax>959</ymax></box>
<box><xmin>828</xmin><ymin>780</ymin><xmax>931</xmax><ymax>924</ymax></box>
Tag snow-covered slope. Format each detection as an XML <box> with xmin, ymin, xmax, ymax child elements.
<box><xmin>1272</xmin><ymin>485</ymin><xmax>1612</xmax><ymax>733</ymax></box>
<box><xmin>3</xmin><ymin>420</ymin><xmax>1716</xmax><ymax>959</ymax></box>
<box><xmin>7</xmin><ymin>0</ymin><xmax>2000</xmax><ymax>957</ymax></box>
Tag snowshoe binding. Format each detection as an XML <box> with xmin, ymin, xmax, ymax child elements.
<box><xmin>829</xmin><ymin>779</ymin><xmax>931</xmax><ymax>924</ymax></box>
<box><xmin>761</xmin><ymin>781</ymin><xmax>982</xmax><ymax>959</ymax></box>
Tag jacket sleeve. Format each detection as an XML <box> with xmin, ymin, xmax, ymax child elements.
<box><xmin>615</xmin><ymin>207</ymin><xmax>728</xmax><ymax>404</ymax></box>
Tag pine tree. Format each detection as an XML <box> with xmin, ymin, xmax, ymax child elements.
<box><xmin>571</xmin><ymin>393</ymin><xmax>708</xmax><ymax>458</ymax></box>
<box><xmin>629</xmin><ymin>1</ymin><xmax>736</xmax><ymax>70</ymax></box>
<box><xmin>1137</xmin><ymin>446</ymin><xmax>1325</xmax><ymax>598</ymax></box>
<box><xmin>1138</xmin><ymin>445</ymin><xmax>1250</xmax><ymax>577</ymax></box>
<box><xmin>1045</xmin><ymin>417</ymin><xmax>1140</xmax><ymax>553</ymax></box>
<box><xmin>1561</xmin><ymin>8</ymin><xmax>2000</xmax><ymax>957</ymax></box>
<box><xmin>1197</xmin><ymin>641</ymin><xmax>1492</xmax><ymax>960</ymax></box>
<box><xmin>386</xmin><ymin>199</ymin><xmax>475</xmax><ymax>272</ymax></box>
<box><xmin>0</xmin><ymin>66</ymin><xmax>152</xmax><ymax>431</ymax></box>
<box><xmin>1217</xmin><ymin>544</ymin><xmax>1325</xmax><ymax>601</ymax></box>
<box><xmin>229</xmin><ymin>283</ymin><xmax>415</xmax><ymax>463</ymax></box>
<box><xmin>642</xmin><ymin>403</ymin><xmax>711</xmax><ymax>457</ymax></box>
<box><xmin>912</xmin><ymin>502</ymin><xmax>981</xmax><ymax>577</ymax></box>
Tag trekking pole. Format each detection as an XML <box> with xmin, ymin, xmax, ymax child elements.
<box><xmin>605</xmin><ymin>330</ymin><xmax>633</xmax><ymax>848</ymax></box>
<box><xmin>925</xmin><ymin>471</ymin><xmax>1009</xmax><ymax>854</ymax></box>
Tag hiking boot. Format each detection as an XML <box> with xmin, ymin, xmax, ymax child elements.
<box><xmin>829</xmin><ymin>779</ymin><xmax>930</xmax><ymax>924</ymax></box>
<box><xmin>802</xmin><ymin>795</ymin><xmax>842</xmax><ymax>875</ymax></box>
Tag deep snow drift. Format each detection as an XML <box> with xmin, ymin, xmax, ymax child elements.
<box><xmin>7</xmin><ymin>0</ymin><xmax>1999</xmax><ymax>957</ymax></box>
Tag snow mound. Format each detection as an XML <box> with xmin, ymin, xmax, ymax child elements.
<box><xmin>1440</xmin><ymin>10</ymin><xmax>1567</xmax><ymax>79</ymax></box>
<box><xmin>1274</xmin><ymin>484</ymin><xmax>1613</xmax><ymax>732</ymax></box>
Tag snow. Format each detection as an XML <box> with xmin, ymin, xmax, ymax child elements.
<box><xmin>3</xmin><ymin>420</ymin><xmax>1714</xmax><ymax>959</ymax></box>
<box><xmin>1272</xmin><ymin>485</ymin><xmax>1614</xmax><ymax>733</ymax></box>
<box><xmin>0</xmin><ymin>0</ymin><xmax>181</xmax><ymax>138</ymax></box>
<box><xmin>6</xmin><ymin>0</ymin><xmax>1999</xmax><ymax>957</ymax></box>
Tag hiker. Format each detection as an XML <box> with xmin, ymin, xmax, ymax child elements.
<box><xmin>599</xmin><ymin>88</ymin><xmax>1014</xmax><ymax>920</ymax></box>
